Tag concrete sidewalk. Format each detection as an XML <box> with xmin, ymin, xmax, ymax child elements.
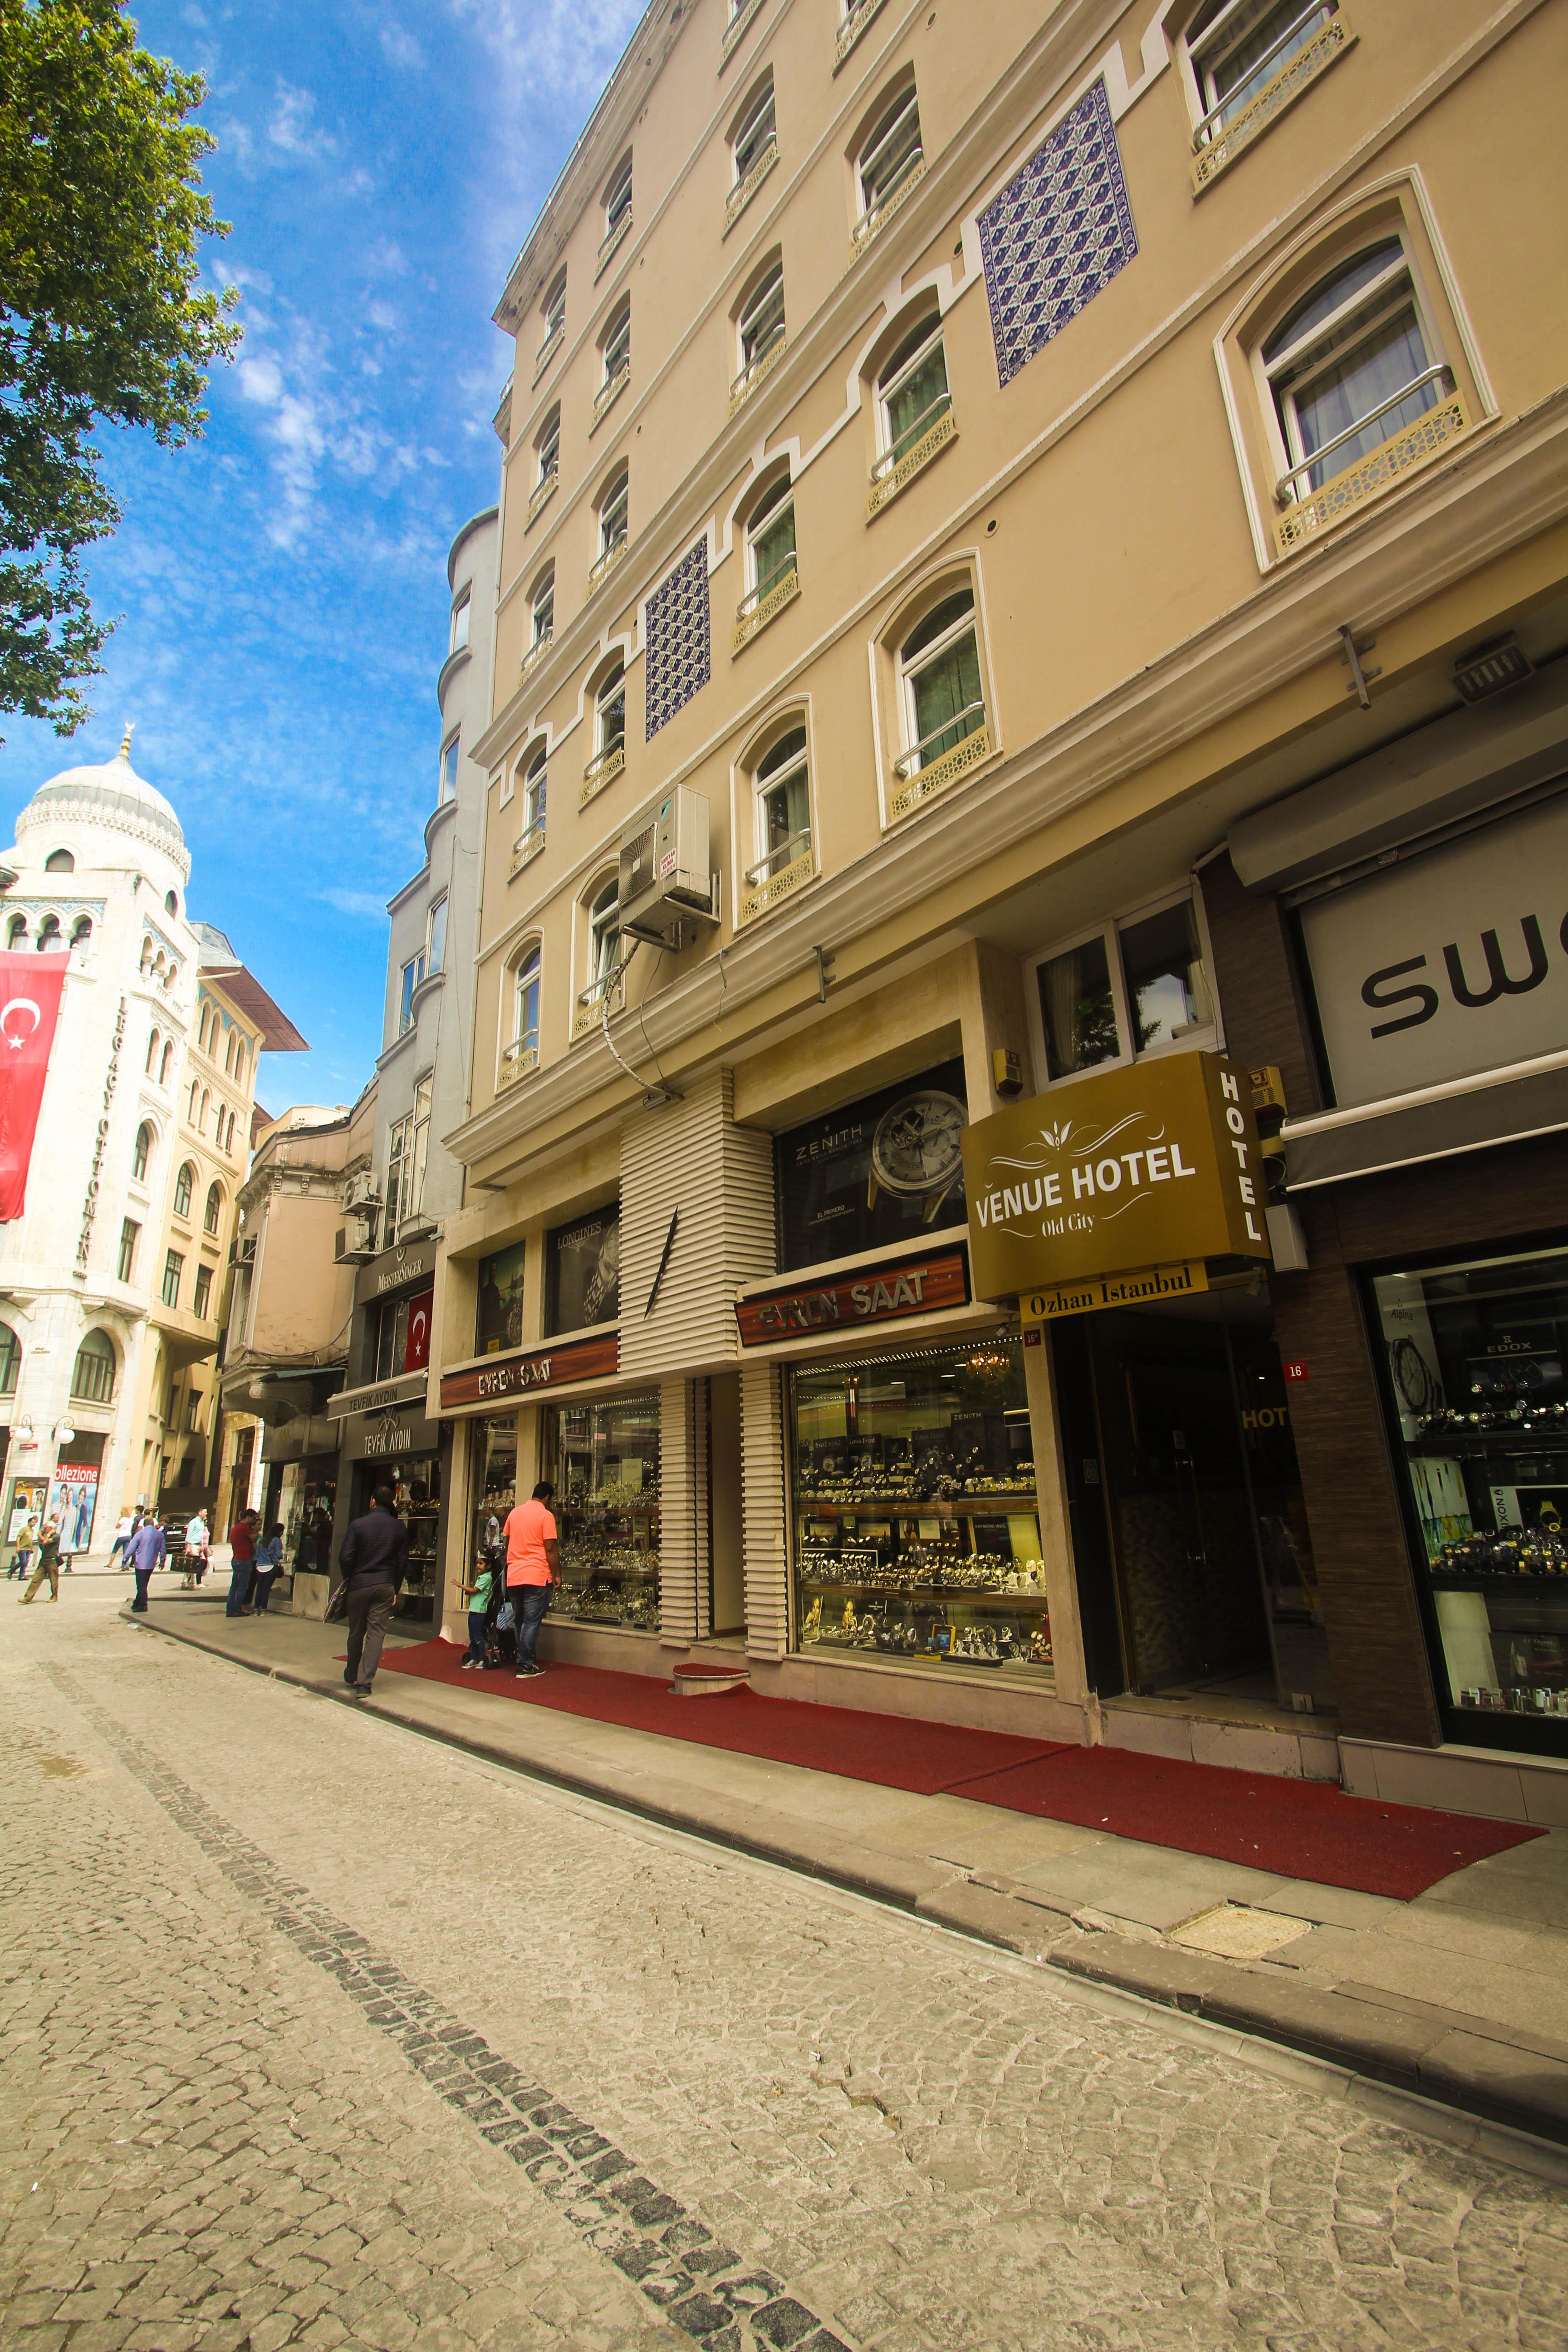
<box><xmin>132</xmin><ymin>1585</ymin><xmax>1568</xmax><ymax>2150</ymax></box>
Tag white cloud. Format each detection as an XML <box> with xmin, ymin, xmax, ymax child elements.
<box><xmin>269</xmin><ymin>82</ymin><xmax>335</xmax><ymax>160</ymax></box>
<box><xmin>380</xmin><ymin>22</ymin><xmax>424</xmax><ymax>69</ymax></box>
<box><xmin>318</xmin><ymin>887</ymin><xmax>392</xmax><ymax>920</ymax></box>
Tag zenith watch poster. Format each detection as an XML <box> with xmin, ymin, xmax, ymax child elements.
<box><xmin>775</xmin><ymin>1059</ymin><xmax>969</xmax><ymax>1273</ymax></box>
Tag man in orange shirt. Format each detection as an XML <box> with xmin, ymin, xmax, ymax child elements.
<box><xmin>503</xmin><ymin>1479</ymin><xmax>559</xmax><ymax>1679</ymax></box>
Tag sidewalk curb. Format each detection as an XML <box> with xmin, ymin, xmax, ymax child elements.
<box><xmin>131</xmin><ymin>1606</ymin><xmax>1568</xmax><ymax>2156</ymax></box>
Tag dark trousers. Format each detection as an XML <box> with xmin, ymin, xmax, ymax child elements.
<box><xmin>132</xmin><ymin>1568</ymin><xmax>154</xmax><ymax>1612</ymax></box>
<box><xmin>226</xmin><ymin>1558</ymin><xmax>255</xmax><ymax>1616</ymax></box>
<box><xmin>345</xmin><ymin>1583</ymin><xmax>397</xmax><ymax>1689</ymax></box>
<box><xmin>513</xmin><ymin>1582</ymin><xmax>550</xmax><ymax>1668</ymax></box>
<box><xmin>252</xmin><ymin>1569</ymin><xmax>279</xmax><ymax>1612</ymax></box>
<box><xmin>464</xmin><ymin>1610</ymin><xmax>487</xmax><ymax>1664</ymax></box>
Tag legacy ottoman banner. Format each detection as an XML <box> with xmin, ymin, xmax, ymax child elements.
<box><xmin>961</xmin><ymin>1049</ymin><xmax>1270</xmax><ymax>1304</ymax></box>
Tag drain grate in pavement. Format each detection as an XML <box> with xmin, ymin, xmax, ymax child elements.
<box><xmin>43</xmin><ymin>1663</ymin><xmax>851</xmax><ymax>2352</ymax></box>
<box><xmin>1168</xmin><ymin>1903</ymin><xmax>1310</xmax><ymax>1962</ymax></box>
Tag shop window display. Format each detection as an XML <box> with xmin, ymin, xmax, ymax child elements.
<box><xmin>1372</xmin><ymin>1244</ymin><xmax>1568</xmax><ymax>1747</ymax></box>
<box><xmin>358</xmin><ymin>1454</ymin><xmax>441</xmax><ymax>1615</ymax></box>
<box><xmin>789</xmin><ymin>1338</ymin><xmax>1049</xmax><ymax>1672</ymax></box>
<box><xmin>471</xmin><ymin>1415</ymin><xmax>518</xmax><ymax>1563</ymax></box>
<box><xmin>543</xmin><ymin>1392</ymin><xmax>659</xmax><ymax>1630</ymax></box>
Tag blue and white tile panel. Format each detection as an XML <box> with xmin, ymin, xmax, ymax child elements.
<box><xmin>644</xmin><ymin>538</ymin><xmax>711</xmax><ymax>741</ymax></box>
<box><xmin>977</xmin><ymin>78</ymin><xmax>1138</xmax><ymax>390</ymax></box>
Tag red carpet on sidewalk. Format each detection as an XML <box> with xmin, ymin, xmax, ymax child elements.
<box><xmin>376</xmin><ymin>1639</ymin><xmax>1542</xmax><ymax>1897</ymax></box>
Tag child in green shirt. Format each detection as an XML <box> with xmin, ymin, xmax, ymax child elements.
<box><xmin>460</xmin><ymin>1556</ymin><xmax>494</xmax><ymax>1668</ymax></box>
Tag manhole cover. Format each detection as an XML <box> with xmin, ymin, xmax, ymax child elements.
<box><xmin>1168</xmin><ymin>1903</ymin><xmax>1309</xmax><ymax>1960</ymax></box>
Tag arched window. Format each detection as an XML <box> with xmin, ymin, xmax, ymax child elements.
<box><xmin>876</xmin><ymin>311</ymin><xmax>949</xmax><ymax>469</ymax></box>
<box><xmin>600</xmin><ymin>296</ymin><xmax>631</xmax><ymax>392</ymax></box>
<box><xmin>1264</xmin><ymin>240</ymin><xmax>1445</xmax><ymax>506</ymax></box>
<box><xmin>204</xmin><ymin>1180</ymin><xmax>223</xmax><ymax>1235</ymax></box>
<box><xmin>188</xmin><ymin>1079</ymin><xmax>200</xmax><ymax>1123</ymax></box>
<box><xmin>750</xmin><ymin>725</ymin><xmax>811</xmax><ymax>896</ymax></box>
<box><xmin>225</xmin><ymin>1030</ymin><xmax>236</xmax><ymax>1075</ymax></box>
<box><xmin>159</xmin><ymin>1040</ymin><xmax>174</xmax><ymax>1086</ymax></box>
<box><xmin>854</xmin><ymin>82</ymin><xmax>923</xmax><ymax>243</ymax></box>
<box><xmin>523</xmin><ymin>745</ymin><xmax>548</xmax><ymax>842</ymax></box>
<box><xmin>70</xmin><ymin>915</ymin><xmax>91</xmax><ymax>949</ymax></box>
<box><xmin>597</xmin><ymin>466</ymin><xmax>628</xmax><ymax>563</ymax></box>
<box><xmin>145</xmin><ymin>1028</ymin><xmax>161</xmax><ymax>1076</ymax></box>
<box><xmin>539</xmin><ymin>270</ymin><xmax>567</xmax><ymax>360</ymax></box>
<box><xmin>7</xmin><ymin>914</ymin><xmax>25</xmax><ymax>947</ymax></box>
<box><xmin>36</xmin><ymin>915</ymin><xmax>62</xmax><ymax>952</ymax></box>
<box><xmin>595</xmin><ymin>661</ymin><xmax>626</xmax><ymax>760</ymax></box>
<box><xmin>165</xmin><ymin>888</ymin><xmax>178</xmax><ymax>916</ymax></box>
<box><xmin>536</xmin><ymin>405</ymin><xmax>560</xmax><ymax>492</ymax></box>
<box><xmin>235</xmin><ymin>1039</ymin><xmax>248</xmax><ymax>1085</ymax></box>
<box><xmin>1186</xmin><ymin>0</ymin><xmax>1337</xmax><ymax>154</ymax></box>
<box><xmin>199</xmin><ymin>1087</ymin><xmax>209</xmax><ymax>1132</ymax></box>
<box><xmin>0</xmin><ymin>1320</ymin><xmax>20</xmax><ymax>1396</ymax></box>
<box><xmin>44</xmin><ymin>848</ymin><xmax>74</xmax><ymax>873</ymax></box>
<box><xmin>140</xmin><ymin>936</ymin><xmax>154</xmax><ymax>974</ymax></box>
<box><xmin>225</xmin><ymin>1108</ymin><xmax>237</xmax><ymax>1153</ymax></box>
<box><xmin>896</xmin><ymin>586</ymin><xmax>985</xmax><ymax>779</ymax></box>
<box><xmin>603</xmin><ymin>152</ymin><xmax>632</xmax><ymax>245</ymax></box>
<box><xmin>588</xmin><ymin>878</ymin><xmax>620</xmax><ymax>996</ymax></box>
<box><xmin>71</xmin><ymin>1328</ymin><xmax>117</xmax><ymax>1405</ymax></box>
<box><xmin>732</xmin><ymin>74</ymin><xmax>776</xmax><ymax>188</ymax></box>
<box><xmin>505</xmin><ymin>945</ymin><xmax>541</xmax><ymax>1081</ymax></box>
<box><xmin>736</xmin><ymin>261</ymin><xmax>785</xmax><ymax>388</ymax></box>
<box><xmin>744</xmin><ymin>471</ymin><xmax>796</xmax><ymax>606</ymax></box>
<box><xmin>530</xmin><ymin>565</ymin><xmax>554</xmax><ymax>652</ymax></box>
<box><xmin>173</xmin><ymin>1161</ymin><xmax>195</xmax><ymax>1220</ymax></box>
<box><xmin>133</xmin><ymin>1122</ymin><xmax>153</xmax><ymax>1183</ymax></box>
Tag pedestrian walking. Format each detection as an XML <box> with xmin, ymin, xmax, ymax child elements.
<box><xmin>502</xmin><ymin>1480</ymin><xmax>559</xmax><ymax>1679</ymax></box>
<box><xmin>181</xmin><ymin>1508</ymin><xmax>210</xmax><ymax>1589</ymax></box>
<box><xmin>336</xmin><ymin>1483</ymin><xmax>408</xmax><ymax>1696</ymax></box>
<box><xmin>225</xmin><ymin>1509</ymin><xmax>258</xmax><ymax>1616</ymax></box>
<box><xmin>251</xmin><ymin>1522</ymin><xmax>284</xmax><ymax>1613</ymax></box>
<box><xmin>126</xmin><ymin>1514</ymin><xmax>166</xmax><ymax>1612</ymax></box>
<box><xmin>108</xmin><ymin>1510</ymin><xmax>135</xmax><ymax>1568</ymax></box>
<box><xmin>459</xmin><ymin>1552</ymin><xmax>495</xmax><ymax>1668</ymax></box>
<box><xmin>7</xmin><ymin>1514</ymin><xmax>37</xmax><ymax>1581</ymax></box>
<box><xmin>20</xmin><ymin>1517</ymin><xmax>61</xmax><ymax>1604</ymax></box>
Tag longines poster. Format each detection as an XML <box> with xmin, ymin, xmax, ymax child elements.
<box><xmin>548</xmin><ymin>1206</ymin><xmax>621</xmax><ymax>1333</ymax></box>
<box><xmin>775</xmin><ymin>1059</ymin><xmax>969</xmax><ymax>1273</ymax></box>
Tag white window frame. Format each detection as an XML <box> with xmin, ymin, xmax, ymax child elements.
<box><xmin>523</xmin><ymin>748</ymin><xmax>548</xmax><ymax>833</ymax></box>
<box><xmin>398</xmin><ymin>951</ymin><xmax>425</xmax><ymax>1036</ymax></box>
<box><xmin>747</xmin><ymin>724</ymin><xmax>812</xmax><ymax>892</ymax></box>
<box><xmin>599</xmin><ymin>467</ymin><xmax>629</xmax><ymax>557</ymax></box>
<box><xmin>1258</xmin><ymin>237</ymin><xmax>1447</xmax><ymax>504</ymax></box>
<box><xmin>877</xmin><ymin>315</ymin><xmax>949</xmax><ymax>463</ymax></box>
<box><xmin>507</xmin><ymin>944</ymin><xmax>542</xmax><ymax>1074</ymax></box>
<box><xmin>537</xmin><ymin>407</ymin><xmax>560</xmax><ymax>485</ymax></box>
<box><xmin>440</xmin><ymin>735</ymin><xmax>460</xmax><ymax>804</ymax></box>
<box><xmin>738</xmin><ymin>263</ymin><xmax>785</xmax><ymax>373</ymax></box>
<box><xmin>1022</xmin><ymin>885</ymin><xmax>1224</xmax><ymax>1093</ymax></box>
<box><xmin>733</xmin><ymin>78</ymin><xmax>775</xmax><ymax>182</ymax></box>
<box><xmin>595</xmin><ymin>662</ymin><xmax>626</xmax><ymax>758</ymax></box>
<box><xmin>542</xmin><ymin>272</ymin><xmax>566</xmax><ymax>343</ymax></box>
<box><xmin>744</xmin><ymin>473</ymin><xmax>795</xmax><ymax>596</ymax></box>
<box><xmin>857</xmin><ymin>84</ymin><xmax>922</xmax><ymax>223</ymax></box>
<box><xmin>601</xmin><ymin>297</ymin><xmax>631</xmax><ymax>385</ymax></box>
<box><xmin>604</xmin><ymin>156</ymin><xmax>632</xmax><ymax>238</ymax></box>
<box><xmin>450</xmin><ymin>592</ymin><xmax>471</xmax><ymax>653</ymax></box>
<box><xmin>1183</xmin><ymin>0</ymin><xmax>1336</xmax><ymax>148</ymax></box>
<box><xmin>588</xmin><ymin>878</ymin><xmax>620</xmax><ymax>992</ymax></box>
<box><xmin>531</xmin><ymin>568</ymin><xmax>555</xmax><ymax>646</ymax></box>
<box><xmin>894</xmin><ymin>588</ymin><xmax>983</xmax><ymax>776</ymax></box>
<box><xmin>426</xmin><ymin>895</ymin><xmax>448</xmax><ymax>976</ymax></box>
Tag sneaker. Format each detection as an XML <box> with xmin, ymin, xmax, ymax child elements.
<box><xmin>355</xmin><ymin>1684</ymin><xmax>373</xmax><ymax>1697</ymax></box>
<box><xmin>460</xmin><ymin>1658</ymin><xmax>480</xmax><ymax>1670</ymax></box>
<box><xmin>515</xmin><ymin>1662</ymin><xmax>544</xmax><ymax>1678</ymax></box>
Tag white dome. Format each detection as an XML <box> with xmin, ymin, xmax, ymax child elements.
<box><xmin>17</xmin><ymin>740</ymin><xmax>190</xmax><ymax>882</ymax></box>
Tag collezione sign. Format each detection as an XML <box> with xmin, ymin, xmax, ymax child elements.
<box><xmin>961</xmin><ymin>1051</ymin><xmax>1269</xmax><ymax>1303</ymax></box>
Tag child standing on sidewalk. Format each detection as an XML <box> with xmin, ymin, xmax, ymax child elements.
<box><xmin>459</xmin><ymin>1553</ymin><xmax>494</xmax><ymax>1669</ymax></box>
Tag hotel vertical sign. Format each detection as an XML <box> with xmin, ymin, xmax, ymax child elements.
<box><xmin>961</xmin><ymin>1051</ymin><xmax>1270</xmax><ymax>1305</ymax></box>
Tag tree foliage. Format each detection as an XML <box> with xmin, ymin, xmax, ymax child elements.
<box><xmin>0</xmin><ymin>0</ymin><xmax>240</xmax><ymax>730</ymax></box>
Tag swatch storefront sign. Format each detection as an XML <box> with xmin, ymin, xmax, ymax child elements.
<box><xmin>961</xmin><ymin>1050</ymin><xmax>1270</xmax><ymax>1312</ymax></box>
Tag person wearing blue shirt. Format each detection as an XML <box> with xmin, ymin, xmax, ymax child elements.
<box><xmin>251</xmin><ymin>1522</ymin><xmax>285</xmax><ymax>1613</ymax></box>
<box><xmin>126</xmin><ymin>1517</ymin><xmax>166</xmax><ymax>1613</ymax></box>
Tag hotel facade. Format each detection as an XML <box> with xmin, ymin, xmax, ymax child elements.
<box><xmin>421</xmin><ymin>0</ymin><xmax>1568</xmax><ymax>1818</ymax></box>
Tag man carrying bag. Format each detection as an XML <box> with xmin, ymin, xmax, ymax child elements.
<box><xmin>335</xmin><ymin>1484</ymin><xmax>408</xmax><ymax>1697</ymax></box>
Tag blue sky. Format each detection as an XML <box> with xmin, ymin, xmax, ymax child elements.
<box><xmin>1</xmin><ymin>0</ymin><xmax>644</xmax><ymax>1112</ymax></box>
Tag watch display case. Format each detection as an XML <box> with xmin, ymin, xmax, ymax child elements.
<box><xmin>363</xmin><ymin>1453</ymin><xmax>441</xmax><ymax>1619</ymax></box>
<box><xmin>543</xmin><ymin>1391</ymin><xmax>660</xmax><ymax>1631</ymax></box>
<box><xmin>1372</xmin><ymin>1243</ymin><xmax>1568</xmax><ymax>1748</ymax></box>
<box><xmin>789</xmin><ymin>1337</ymin><xmax>1051</xmax><ymax>1674</ymax></box>
<box><xmin>471</xmin><ymin>1413</ymin><xmax>518</xmax><ymax>1569</ymax></box>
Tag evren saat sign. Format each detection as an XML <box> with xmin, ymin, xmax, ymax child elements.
<box><xmin>961</xmin><ymin>1051</ymin><xmax>1270</xmax><ymax>1304</ymax></box>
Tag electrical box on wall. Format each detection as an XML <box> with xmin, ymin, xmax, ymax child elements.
<box><xmin>619</xmin><ymin>786</ymin><xmax>719</xmax><ymax>947</ymax></box>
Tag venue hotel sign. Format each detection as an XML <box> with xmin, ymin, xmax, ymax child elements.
<box><xmin>961</xmin><ymin>1051</ymin><xmax>1270</xmax><ymax>1307</ymax></box>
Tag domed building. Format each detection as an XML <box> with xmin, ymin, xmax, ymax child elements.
<box><xmin>0</xmin><ymin>736</ymin><xmax>306</xmax><ymax>1554</ymax></box>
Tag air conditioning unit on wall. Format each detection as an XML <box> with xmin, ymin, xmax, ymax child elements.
<box><xmin>342</xmin><ymin>1170</ymin><xmax>381</xmax><ymax>1214</ymax></box>
<box><xmin>618</xmin><ymin>787</ymin><xmax>720</xmax><ymax>949</ymax></box>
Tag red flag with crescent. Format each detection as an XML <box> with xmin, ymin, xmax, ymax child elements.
<box><xmin>403</xmin><ymin>1288</ymin><xmax>434</xmax><ymax>1372</ymax></box>
<box><xmin>0</xmin><ymin>950</ymin><xmax>69</xmax><ymax>1220</ymax></box>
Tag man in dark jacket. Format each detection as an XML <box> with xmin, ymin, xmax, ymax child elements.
<box><xmin>337</xmin><ymin>1485</ymin><xmax>409</xmax><ymax>1696</ymax></box>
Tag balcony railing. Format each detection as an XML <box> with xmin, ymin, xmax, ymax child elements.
<box><xmin>731</xmin><ymin>555</ymin><xmax>799</xmax><ymax>653</ymax></box>
<box><xmin>1192</xmin><ymin>9</ymin><xmax>1352</xmax><ymax>191</ymax></box>
<box><xmin>867</xmin><ymin>394</ymin><xmax>955</xmax><ymax>516</ymax></box>
<box><xmin>1275</xmin><ymin>383</ymin><xmax>1470</xmax><ymax>554</ymax></box>
<box><xmin>739</xmin><ymin>829</ymin><xmax>813</xmax><ymax>926</ymax></box>
<box><xmin>593</xmin><ymin>358</ymin><xmax>631</xmax><ymax>428</ymax></box>
<box><xmin>724</xmin><ymin>134</ymin><xmax>778</xmax><ymax>235</ymax></box>
<box><xmin>849</xmin><ymin>152</ymin><xmax>926</xmax><ymax>264</ymax></box>
<box><xmin>533</xmin><ymin>323</ymin><xmax>564</xmax><ymax>385</ymax></box>
<box><xmin>834</xmin><ymin>0</ymin><xmax>887</xmax><ymax>70</ymax></box>
<box><xmin>527</xmin><ymin>468</ymin><xmax>558</xmax><ymax>526</ymax></box>
<box><xmin>721</xmin><ymin>0</ymin><xmax>764</xmax><ymax>63</ymax></box>
<box><xmin>519</xmin><ymin>629</ymin><xmax>552</xmax><ymax>683</ymax></box>
<box><xmin>889</xmin><ymin>705</ymin><xmax>991</xmax><ymax>821</ymax></box>
<box><xmin>580</xmin><ymin>740</ymin><xmax>625</xmax><ymax>807</ymax></box>
<box><xmin>728</xmin><ymin>323</ymin><xmax>786</xmax><ymax>418</ymax></box>
<box><xmin>596</xmin><ymin>210</ymin><xmax>631</xmax><ymax>279</ymax></box>
<box><xmin>573</xmin><ymin>967</ymin><xmax>625</xmax><ymax>1036</ymax></box>
<box><xmin>498</xmin><ymin>1039</ymin><xmax>538</xmax><ymax>1087</ymax></box>
<box><xmin>508</xmin><ymin>818</ymin><xmax>545</xmax><ymax>879</ymax></box>
<box><xmin>587</xmin><ymin>534</ymin><xmax>627</xmax><ymax>598</ymax></box>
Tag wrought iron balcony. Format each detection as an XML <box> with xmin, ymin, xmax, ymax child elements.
<box><xmin>731</xmin><ymin>555</ymin><xmax>799</xmax><ymax>653</ymax></box>
<box><xmin>867</xmin><ymin>394</ymin><xmax>955</xmax><ymax>516</ymax></box>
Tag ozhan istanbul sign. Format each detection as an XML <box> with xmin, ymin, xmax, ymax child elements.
<box><xmin>961</xmin><ymin>1051</ymin><xmax>1270</xmax><ymax>1316</ymax></box>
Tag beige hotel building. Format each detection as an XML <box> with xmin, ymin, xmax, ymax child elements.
<box><xmin>426</xmin><ymin>0</ymin><xmax>1568</xmax><ymax>1817</ymax></box>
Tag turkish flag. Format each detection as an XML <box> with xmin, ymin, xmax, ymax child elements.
<box><xmin>403</xmin><ymin>1287</ymin><xmax>434</xmax><ymax>1372</ymax></box>
<box><xmin>0</xmin><ymin>950</ymin><xmax>69</xmax><ymax>1220</ymax></box>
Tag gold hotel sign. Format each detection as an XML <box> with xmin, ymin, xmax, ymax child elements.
<box><xmin>961</xmin><ymin>1051</ymin><xmax>1270</xmax><ymax>1309</ymax></box>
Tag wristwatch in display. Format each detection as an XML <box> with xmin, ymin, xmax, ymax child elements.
<box><xmin>866</xmin><ymin>1088</ymin><xmax>967</xmax><ymax>1223</ymax></box>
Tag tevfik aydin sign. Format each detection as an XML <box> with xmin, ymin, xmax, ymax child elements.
<box><xmin>961</xmin><ymin>1052</ymin><xmax>1271</xmax><ymax>1307</ymax></box>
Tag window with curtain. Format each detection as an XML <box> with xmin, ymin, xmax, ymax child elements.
<box><xmin>602</xmin><ymin>297</ymin><xmax>631</xmax><ymax>383</ymax></box>
<box><xmin>595</xmin><ymin>662</ymin><xmax>626</xmax><ymax>757</ymax></box>
<box><xmin>588</xmin><ymin>881</ymin><xmax>620</xmax><ymax>991</ymax></box>
<box><xmin>745</xmin><ymin>475</ymin><xmax>795</xmax><ymax>598</ymax></box>
<box><xmin>532</xmin><ymin>567</ymin><xmax>555</xmax><ymax>645</ymax></box>
<box><xmin>753</xmin><ymin>726</ymin><xmax>810</xmax><ymax>882</ymax></box>
<box><xmin>738</xmin><ymin>264</ymin><xmax>785</xmax><ymax>372</ymax></box>
<box><xmin>523</xmin><ymin>750</ymin><xmax>548</xmax><ymax>835</ymax></box>
<box><xmin>898</xmin><ymin>588</ymin><xmax>983</xmax><ymax>771</ymax></box>
<box><xmin>542</xmin><ymin>272</ymin><xmax>566</xmax><ymax>344</ymax></box>
<box><xmin>1264</xmin><ymin>241</ymin><xmax>1442</xmax><ymax>498</ymax></box>
<box><xmin>858</xmin><ymin>85</ymin><xmax>922</xmax><ymax>220</ymax></box>
<box><xmin>538</xmin><ymin>407</ymin><xmax>560</xmax><ymax>483</ymax></box>
<box><xmin>733</xmin><ymin>78</ymin><xmax>775</xmax><ymax>180</ymax></box>
<box><xmin>879</xmin><ymin>317</ymin><xmax>949</xmax><ymax>464</ymax></box>
<box><xmin>1187</xmin><ymin>0</ymin><xmax>1335</xmax><ymax>139</ymax></box>
<box><xmin>604</xmin><ymin>155</ymin><xmax>632</xmax><ymax>236</ymax></box>
<box><xmin>174</xmin><ymin>1162</ymin><xmax>194</xmax><ymax>1219</ymax></box>
<box><xmin>599</xmin><ymin>468</ymin><xmax>629</xmax><ymax>556</ymax></box>
<box><xmin>513</xmin><ymin>947</ymin><xmax>541</xmax><ymax>1058</ymax></box>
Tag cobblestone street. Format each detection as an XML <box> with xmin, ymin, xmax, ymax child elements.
<box><xmin>3</xmin><ymin>1588</ymin><xmax>1566</xmax><ymax>2352</ymax></box>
